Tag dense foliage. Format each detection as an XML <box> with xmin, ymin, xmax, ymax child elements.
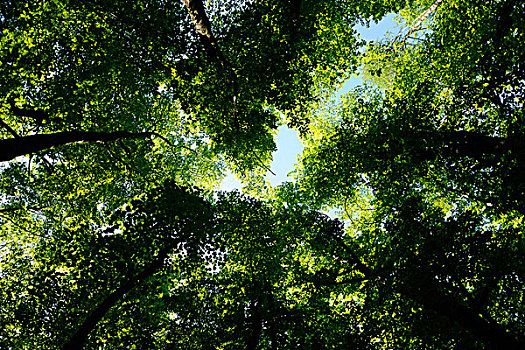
<box><xmin>1</xmin><ymin>0</ymin><xmax>523</xmax><ymax>349</ymax></box>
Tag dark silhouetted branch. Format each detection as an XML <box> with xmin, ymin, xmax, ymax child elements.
<box><xmin>0</xmin><ymin>131</ymin><xmax>153</xmax><ymax>162</ymax></box>
<box><xmin>60</xmin><ymin>247</ymin><xmax>172</xmax><ymax>350</ymax></box>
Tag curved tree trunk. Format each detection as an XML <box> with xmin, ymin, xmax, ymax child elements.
<box><xmin>60</xmin><ymin>248</ymin><xmax>172</xmax><ymax>350</ymax></box>
<box><xmin>182</xmin><ymin>0</ymin><xmax>238</xmax><ymax>102</ymax></box>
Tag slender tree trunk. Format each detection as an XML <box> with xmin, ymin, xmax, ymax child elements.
<box><xmin>181</xmin><ymin>0</ymin><xmax>239</xmax><ymax>103</ymax></box>
<box><xmin>0</xmin><ymin>131</ymin><xmax>153</xmax><ymax>162</ymax></box>
<box><xmin>397</xmin><ymin>0</ymin><xmax>443</xmax><ymax>44</ymax></box>
<box><xmin>182</xmin><ymin>0</ymin><xmax>227</xmax><ymax>65</ymax></box>
<box><xmin>60</xmin><ymin>248</ymin><xmax>171</xmax><ymax>350</ymax></box>
<box><xmin>245</xmin><ymin>299</ymin><xmax>263</xmax><ymax>350</ymax></box>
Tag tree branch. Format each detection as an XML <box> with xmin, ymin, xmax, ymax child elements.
<box><xmin>254</xmin><ymin>151</ymin><xmax>276</xmax><ymax>176</ymax></box>
<box><xmin>0</xmin><ymin>131</ymin><xmax>154</xmax><ymax>162</ymax></box>
<box><xmin>60</xmin><ymin>247</ymin><xmax>173</xmax><ymax>350</ymax></box>
<box><xmin>408</xmin><ymin>130</ymin><xmax>511</xmax><ymax>162</ymax></box>
<box><xmin>329</xmin><ymin>233</ymin><xmax>372</xmax><ymax>277</ymax></box>
<box><xmin>0</xmin><ymin>117</ymin><xmax>20</xmax><ymax>138</ymax></box>
<box><xmin>150</xmin><ymin>132</ymin><xmax>199</xmax><ymax>155</ymax></box>
<box><xmin>9</xmin><ymin>104</ymin><xmax>49</xmax><ymax>125</ymax></box>
<box><xmin>0</xmin><ymin>206</ymin><xmax>44</xmax><ymax>213</ymax></box>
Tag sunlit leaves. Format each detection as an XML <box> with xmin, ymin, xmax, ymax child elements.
<box><xmin>1</xmin><ymin>0</ymin><xmax>524</xmax><ymax>348</ymax></box>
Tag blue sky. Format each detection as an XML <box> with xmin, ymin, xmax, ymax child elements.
<box><xmin>220</xmin><ymin>14</ymin><xmax>398</xmax><ymax>190</ymax></box>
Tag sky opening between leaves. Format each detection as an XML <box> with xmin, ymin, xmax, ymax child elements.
<box><xmin>220</xmin><ymin>13</ymin><xmax>399</xmax><ymax>191</ymax></box>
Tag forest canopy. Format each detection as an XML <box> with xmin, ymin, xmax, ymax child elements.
<box><xmin>0</xmin><ymin>0</ymin><xmax>524</xmax><ymax>349</ymax></box>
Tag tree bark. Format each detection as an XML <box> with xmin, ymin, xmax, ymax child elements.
<box><xmin>245</xmin><ymin>299</ymin><xmax>263</xmax><ymax>350</ymax></box>
<box><xmin>182</xmin><ymin>0</ymin><xmax>227</xmax><ymax>65</ymax></box>
<box><xmin>0</xmin><ymin>131</ymin><xmax>153</xmax><ymax>162</ymax></box>
<box><xmin>60</xmin><ymin>248</ymin><xmax>171</xmax><ymax>350</ymax></box>
<box><xmin>181</xmin><ymin>0</ymin><xmax>238</xmax><ymax>102</ymax></box>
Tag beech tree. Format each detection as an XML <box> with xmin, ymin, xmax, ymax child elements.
<box><xmin>1</xmin><ymin>0</ymin><xmax>524</xmax><ymax>349</ymax></box>
<box><xmin>0</xmin><ymin>0</ymin><xmax>361</xmax><ymax>235</ymax></box>
<box><xmin>294</xmin><ymin>0</ymin><xmax>524</xmax><ymax>348</ymax></box>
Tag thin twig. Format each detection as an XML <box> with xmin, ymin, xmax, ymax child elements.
<box><xmin>0</xmin><ymin>211</ymin><xmax>33</xmax><ymax>234</ymax></box>
<box><xmin>104</xmin><ymin>143</ymin><xmax>133</xmax><ymax>172</ymax></box>
<box><xmin>329</xmin><ymin>232</ymin><xmax>372</xmax><ymax>277</ymax></box>
<box><xmin>27</xmin><ymin>154</ymin><xmax>34</xmax><ymax>179</ymax></box>
<box><xmin>253</xmin><ymin>151</ymin><xmax>276</xmax><ymax>176</ymax></box>
<box><xmin>117</xmin><ymin>139</ymin><xmax>133</xmax><ymax>158</ymax></box>
<box><xmin>0</xmin><ymin>206</ymin><xmax>44</xmax><ymax>213</ymax></box>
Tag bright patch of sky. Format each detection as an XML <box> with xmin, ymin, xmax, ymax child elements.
<box><xmin>356</xmin><ymin>13</ymin><xmax>398</xmax><ymax>42</ymax></box>
<box><xmin>220</xmin><ymin>14</ymin><xmax>398</xmax><ymax>190</ymax></box>
<box><xmin>220</xmin><ymin>170</ymin><xmax>242</xmax><ymax>191</ymax></box>
<box><xmin>265</xmin><ymin>125</ymin><xmax>303</xmax><ymax>186</ymax></box>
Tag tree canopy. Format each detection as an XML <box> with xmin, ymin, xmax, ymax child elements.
<box><xmin>1</xmin><ymin>0</ymin><xmax>524</xmax><ymax>349</ymax></box>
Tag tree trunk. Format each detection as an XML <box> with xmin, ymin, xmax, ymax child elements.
<box><xmin>181</xmin><ymin>0</ymin><xmax>238</xmax><ymax>102</ymax></box>
<box><xmin>60</xmin><ymin>248</ymin><xmax>171</xmax><ymax>350</ymax></box>
<box><xmin>182</xmin><ymin>0</ymin><xmax>227</xmax><ymax>65</ymax></box>
<box><xmin>0</xmin><ymin>131</ymin><xmax>153</xmax><ymax>162</ymax></box>
<box><xmin>245</xmin><ymin>299</ymin><xmax>263</xmax><ymax>350</ymax></box>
